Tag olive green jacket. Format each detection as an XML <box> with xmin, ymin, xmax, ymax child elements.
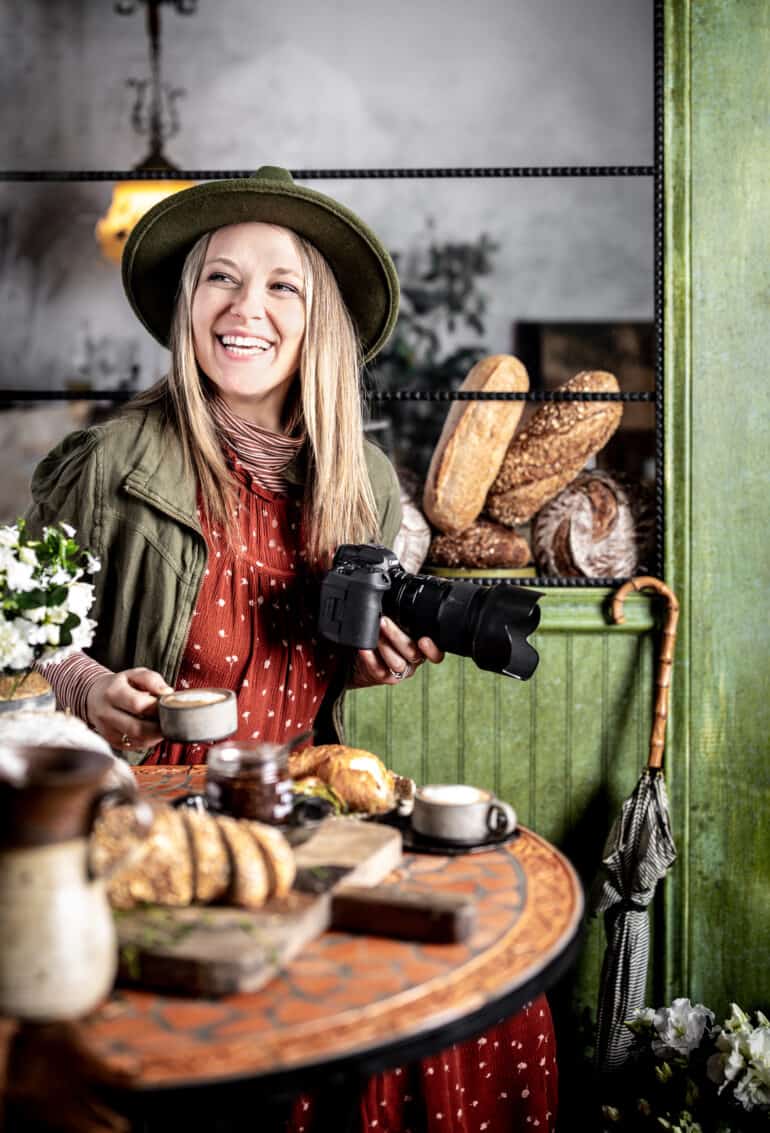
<box><xmin>26</xmin><ymin>405</ymin><xmax>402</xmax><ymax>747</ymax></box>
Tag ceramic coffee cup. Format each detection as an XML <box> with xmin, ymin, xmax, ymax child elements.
<box><xmin>411</xmin><ymin>784</ymin><xmax>517</xmax><ymax>845</ymax></box>
<box><xmin>157</xmin><ymin>688</ymin><xmax>237</xmax><ymax>743</ymax></box>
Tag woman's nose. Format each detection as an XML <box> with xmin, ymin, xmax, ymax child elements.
<box><xmin>229</xmin><ymin>284</ymin><xmax>266</xmax><ymax>322</ymax></box>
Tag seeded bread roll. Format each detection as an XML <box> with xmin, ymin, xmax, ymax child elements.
<box><xmin>180</xmin><ymin>809</ymin><xmax>231</xmax><ymax>904</ymax></box>
<box><xmin>486</xmin><ymin>371</ymin><xmax>623</xmax><ymax>527</ymax></box>
<box><xmin>247</xmin><ymin>822</ymin><xmax>296</xmax><ymax>899</ymax></box>
<box><xmin>423</xmin><ymin>354</ymin><xmax>530</xmax><ymax>534</ymax></box>
<box><xmin>428</xmin><ymin>520</ymin><xmax>531</xmax><ymax>569</ymax></box>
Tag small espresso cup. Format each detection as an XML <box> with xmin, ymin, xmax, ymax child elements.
<box><xmin>412</xmin><ymin>784</ymin><xmax>517</xmax><ymax>845</ymax></box>
<box><xmin>157</xmin><ymin>688</ymin><xmax>238</xmax><ymax>743</ymax></box>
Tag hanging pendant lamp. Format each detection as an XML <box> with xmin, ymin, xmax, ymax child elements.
<box><xmin>96</xmin><ymin>0</ymin><xmax>196</xmax><ymax>264</ymax></box>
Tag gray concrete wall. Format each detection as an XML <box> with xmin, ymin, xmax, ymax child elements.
<box><xmin>0</xmin><ymin>0</ymin><xmax>653</xmax><ymax>388</ymax></box>
<box><xmin>0</xmin><ymin>0</ymin><xmax>653</xmax><ymax>515</ymax></box>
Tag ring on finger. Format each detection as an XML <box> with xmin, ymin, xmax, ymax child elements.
<box><xmin>120</xmin><ymin>733</ymin><xmax>132</xmax><ymax>747</ymax></box>
<box><xmin>389</xmin><ymin>663</ymin><xmax>412</xmax><ymax>682</ymax></box>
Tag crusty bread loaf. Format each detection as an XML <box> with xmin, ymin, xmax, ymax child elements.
<box><xmin>532</xmin><ymin>470</ymin><xmax>654</xmax><ymax>578</ymax></box>
<box><xmin>486</xmin><ymin>371</ymin><xmax>623</xmax><ymax>527</ymax></box>
<box><xmin>107</xmin><ymin>807</ymin><xmax>193</xmax><ymax>910</ymax></box>
<box><xmin>180</xmin><ymin>809</ymin><xmax>230</xmax><ymax>904</ymax></box>
<box><xmin>247</xmin><ymin>821</ymin><xmax>296</xmax><ymax>899</ymax></box>
<box><xmin>428</xmin><ymin>520</ymin><xmax>531</xmax><ymax>569</ymax></box>
<box><xmin>217</xmin><ymin>816</ymin><xmax>270</xmax><ymax>911</ymax></box>
<box><xmin>100</xmin><ymin>802</ymin><xmax>296</xmax><ymax>911</ymax></box>
<box><xmin>423</xmin><ymin>354</ymin><xmax>529</xmax><ymax>534</ymax></box>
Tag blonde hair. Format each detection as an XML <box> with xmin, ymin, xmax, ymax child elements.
<box><xmin>132</xmin><ymin>225</ymin><xmax>379</xmax><ymax>566</ymax></box>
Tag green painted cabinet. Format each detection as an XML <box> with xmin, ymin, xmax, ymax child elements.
<box><xmin>346</xmin><ymin>0</ymin><xmax>770</xmax><ymax>1061</ymax></box>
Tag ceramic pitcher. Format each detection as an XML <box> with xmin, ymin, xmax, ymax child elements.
<box><xmin>0</xmin><ymin>744</ymin><xmax>151</xmax><ymax>1021</ymax></box>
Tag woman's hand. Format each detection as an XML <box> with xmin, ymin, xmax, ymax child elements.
<box><xmin>350</xmin><ymin>616</ymin><xmax>445</xmax><ymax>689</ymax></box>
<box><xmin>86</xmin><ymin>667</ymin><xmax>174</xmax><ymax>750</ymax></box>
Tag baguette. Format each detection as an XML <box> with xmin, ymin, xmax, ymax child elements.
<box><xmin>428</xmin><ymin>520</ymin><xmax>531</xmax><ymax>569</ymax></box>
<box><xmin>486</xmin><ymin>371</ymin><xmax>623</xmax><ymax>526</ymax></box>
<box><xmin>423</xmin><ymin>354</ymin><xmax>529</xmax><ymax>534</ymax></box>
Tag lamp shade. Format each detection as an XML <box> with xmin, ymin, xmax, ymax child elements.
<box><xmin>96</xmin><ymin>178</ymin><xmax>195</xmax><ymax>264</ymax></box>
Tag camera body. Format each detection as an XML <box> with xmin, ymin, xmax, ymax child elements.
<box><xmin>318</xmin><ymin>544</ymin><xmax>542</xmax><ymax>681</ymax></box>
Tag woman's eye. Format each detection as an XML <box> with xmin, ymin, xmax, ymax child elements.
<box><xmin>207</xmin><ymin>271</ymin><xmax>234</xmax><ymax>283</ymax></box>
<box><xmin>272</xmin><ymin>281</ymin><xmax>301</xmax><ymax>295</ymax></box>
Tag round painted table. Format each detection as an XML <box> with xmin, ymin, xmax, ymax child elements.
<box><xmin>81</xmin><ymin>766</ymin><xmax>584</xmax><ymax>1126</ymax></box>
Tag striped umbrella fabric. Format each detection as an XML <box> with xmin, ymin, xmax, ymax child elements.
<box><xmin>590</xmin><ymin>766</ymin><xmax>677</xmax><ymax>1071</ymax></box>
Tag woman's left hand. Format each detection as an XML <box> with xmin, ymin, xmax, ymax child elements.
<box><xmin>350</xmin><ymin>616</ymin><xmax>445</xmax><ymax>688</ymax></box>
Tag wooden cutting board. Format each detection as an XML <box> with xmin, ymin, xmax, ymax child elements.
<box><xmin>115</xmin><ymin>817</ymin><xmax>402</xmax><ymax>997</ymax></box>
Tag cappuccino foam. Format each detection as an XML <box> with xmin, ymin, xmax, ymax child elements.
<box><xmin>419</xmin><ymin>784</ymin><xmax>487</xmax><ymax>805</ymax></box>
<box><xmin>162</xmin><ymin>690</ymin><xmax>228</xmax><ymax>709</ymax></box>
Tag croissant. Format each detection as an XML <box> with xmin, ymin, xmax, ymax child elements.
<box><xmin>289</xmin><ymin>744</ymin><xmax>413</xmax><ymax>815</ymax></box>
<box><xmin>93</xmin><ymin>802</ymin><xmax>296</xmax><ymax>912</ymax></box>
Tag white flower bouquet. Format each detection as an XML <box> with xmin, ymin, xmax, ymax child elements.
<box><xmin>0</xmin><ymin>519</ymin><xmax>100</xmax><ymax>695</ymax></box>
<box><xmin>601</xmin><ymin>998</ymin><xmax>770</xmax><ymax>1132</ymax></box>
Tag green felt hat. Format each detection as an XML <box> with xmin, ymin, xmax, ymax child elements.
<box><xmin>122</xmin><ymin>166</ymin><xmax>399</xmax><ymax>363</ymax></box>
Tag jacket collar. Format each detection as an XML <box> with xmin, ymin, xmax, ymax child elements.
<box><xmin>121</xmin><ymin>408</ymin><xmax>201</xmax><ymax>534</ymax></box>
<box><xmin>120</xmin><ymin>406</ymin><xmax>308</xmax><ymax>528</ymax></box>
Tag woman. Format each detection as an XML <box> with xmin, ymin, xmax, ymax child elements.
<box><xmin>28</xmin><ymin>166</ymin><xmax>557</xmax><ymax>1130</ymax></box>
<box><xmin>29</xmin><ymin>166</ymin><xmax>438</xmax><ymax>756</ymax></box>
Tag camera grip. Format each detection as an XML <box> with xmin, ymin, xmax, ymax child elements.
<box><xmin>318</xmin><ymin>571</ymin><xmax>383</xmax><ymax>649</ymax></box>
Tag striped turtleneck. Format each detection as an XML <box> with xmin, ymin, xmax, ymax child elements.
<box><xmin>209</xmin><ymin>396</ymin><xmax>303</xmax><ymax>494</ymax></box>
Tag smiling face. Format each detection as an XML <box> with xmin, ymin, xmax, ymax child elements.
<box><xmin>191</xmin><ymin>222</ymin><xmax>306</xmax><ymax>429</ymax></box>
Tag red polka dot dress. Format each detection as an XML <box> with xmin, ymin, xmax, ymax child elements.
<box><xmin>287</xmin><ymin>999</ymin><xmax>558</xmax><ymax>1132</ymax></box>
<box><xmin>145</xmin><ymin>403</ymin><xmax>559</xmax><ymax>1129</ymax></box>
<box><xmin>146</xmin><ymin>452</ymin><xmax>341</xmax><ymax>765</ymax></box>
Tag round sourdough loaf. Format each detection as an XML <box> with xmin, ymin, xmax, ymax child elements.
<box><xmin>485</xmin><ymin>371</ymin><xmax>623</xmax><ymax>527</ymax></box>
<box><xmin>422</xmin><ymin>354</ymin><xmax>529</xmax><ymax>534</ymax></box>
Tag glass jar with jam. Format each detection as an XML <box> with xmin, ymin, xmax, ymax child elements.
<box><xmin>205</xmin><ymin>742</ymin><xmax>293</xmax><ymax>824</ymax></box>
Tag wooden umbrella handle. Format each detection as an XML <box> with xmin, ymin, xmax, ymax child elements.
<box><xmin>611</xmin><ymin>576</ymin><xmax>680</xmax><ymax>770</ymax></box>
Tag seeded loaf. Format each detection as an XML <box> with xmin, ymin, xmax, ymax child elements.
<box><xmin>98</xmin><ymin>802</ymin><xmax>296</xmax><ymax>911</ymax></box>
<box><xmin>423</xmin><ymin>354</ymin><xmax>530</xmax><ymax>534</ymax></box>
<box><xmin>486</xmin><ymin>371</ymin><xmax>623</xmax><ymax>527</ymax></box>
<box><xmin>428</xmin><ymin>520</ymin><xmax>531</xmax><ymax>569</ymax></box>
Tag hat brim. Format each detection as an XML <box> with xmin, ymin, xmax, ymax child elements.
<box><xmin>122</xmin><ymin>177</ymin><xmax>399</xmax><ymax>363</ymax></box>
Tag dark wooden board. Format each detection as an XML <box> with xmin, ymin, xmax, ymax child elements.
<box><xmin>115</xmin><ymin>817</ymin><xmax>402</xmax><ymax>997</ymax></box>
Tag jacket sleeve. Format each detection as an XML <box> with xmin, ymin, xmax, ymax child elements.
<box><xmin>25</xmin><ymin>427</ymin><xmax>103</xmax><ymax>554</ymax></box>
<box><xmin>364</xmin><ymin>440</ymin><xmax>402</xmax><ymax>549</ymax></box>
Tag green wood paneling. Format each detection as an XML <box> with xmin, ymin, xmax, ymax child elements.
<box><xmin>669</xmin><ymin>0</ymin><xmax>770</xmax><ymax>1016</ymax></box>
<box><xmin>346</xmin><ymin>594</ymin><xmax>657</xmax><ymax>1019</ymax></box>
<box><xmin>349</xmin><ymin>0</ymin><xmax>770</xmax><ymax>1061</ymax></box>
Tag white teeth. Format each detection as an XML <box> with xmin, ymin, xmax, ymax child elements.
<box><xmin>220</xmin><ymin>335</ymin><xmax>273</xmax><ymax>350</ymax></box>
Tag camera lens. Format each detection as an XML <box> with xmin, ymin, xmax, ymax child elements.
<box><xmin>385</xmin><ymin>572</ymin><xmax>541</xmax><ymax>680</ymax></box>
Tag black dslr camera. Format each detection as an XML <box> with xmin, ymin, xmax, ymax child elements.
<box><xmin>318</xmin><ymin>545</ymin><xmax>542</xmax><ymax>680</ymax></box>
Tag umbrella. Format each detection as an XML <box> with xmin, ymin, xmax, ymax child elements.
<box><xmin>590</xmin><ymin>576</ymin><xmax>680</xmax><ymax>1072</ymax></box>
